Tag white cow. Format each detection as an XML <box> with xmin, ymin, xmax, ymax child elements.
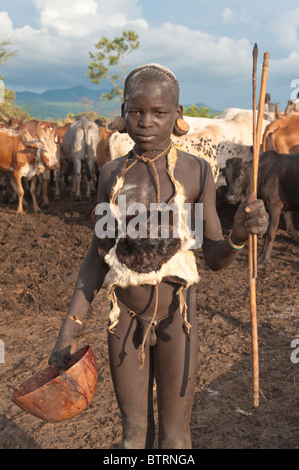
<box><xmin>214</xmin><ymin>107</ymin><xmax>275</xmax><ymax>122</ymax></box>
<box><xmin>100</xmin><ymin>111</ymin><xmax>269</xmax><ymax>188</ymax></box>
<box><xmin>62</xmin><ymin>116</ymin><xmax>100</xmax><ymax>199</ymax></box>
<box><xmin>183</xmin><ymin>111</ymin><xmax>271</xmax><ymax>145</ymax></box>
<box><xmin>102</xmin><ymin>130</ymin><xmax>220</xmax><ymax>182</ymax></box>
<box><xmin>183</xmin><ymin>115</ymin><xmax>216</xmax><ymax>133</ymax></box>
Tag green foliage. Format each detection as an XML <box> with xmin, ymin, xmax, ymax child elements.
<box><xmin>87</xmin><ymin>30</ymin><xmax>139</xmax><ymax>101</ymax></box>
<box><xmin>0</xmin><ymin>87</ymin><xmax>32</xmax><ymax>122</ymax></box>
<box><xmin>183</xmin><ymin>104</ymin><xmax>219</xmax><ymax>118</ymax></box>
<box><xmin>0</xmin><ymin>39</ymin><xmax>30</xmax><ymax>121</ymax></box>
<box><xmin>0</xmin><ymin>40</ymin><xmax>18</xmax><ymax>80</ymax></box>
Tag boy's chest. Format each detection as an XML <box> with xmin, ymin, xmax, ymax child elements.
<box><xmin>116</xmin><ymin>159</ymin><xmax>198</xmax><ymax>207</ymax></box>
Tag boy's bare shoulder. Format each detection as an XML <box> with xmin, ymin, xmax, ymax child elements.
<box><xmin>99</xmin><ymin>155</ymin><xmax>129</xmax><ymax>180</ymax></box>
<box><xmin>175</xmin><ymin>147</ymin><xmax>210</xmax><ymax>171</ymax></box>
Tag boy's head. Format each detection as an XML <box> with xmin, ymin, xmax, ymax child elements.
<box><xmin>121</xmin><ymin>63</ymin><xmax>184</xmax><ymax>151</ymax></box>
<box><xmin>124</xmin><ymin>63</ymin><xmax>180</xmax><ymax>107</ymax></box>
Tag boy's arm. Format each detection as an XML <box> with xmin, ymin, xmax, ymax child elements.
<box><xmin>48</xmin><ymin>165</ymin><xmax>111</xmax><ymax>368</ymax></box>
<box><xmin>201</xmin><ymin>165</ymin><xmax>268</xmax><ymax>271</ymax></box>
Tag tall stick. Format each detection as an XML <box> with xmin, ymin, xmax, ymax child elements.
<box><xmin>250</xmin><ymin>46</ymin><xmax>270</xmax><ymax>407</ymax></box>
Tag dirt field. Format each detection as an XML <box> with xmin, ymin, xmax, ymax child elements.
<box><xmin>0</xmin><ymin>183</ymin><xmax>298</xmax><ymax>450</ymax></box>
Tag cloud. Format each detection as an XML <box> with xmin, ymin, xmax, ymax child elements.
<box><xmin>222</xmin><ymin>7</ymin><xmax>234</xmax><ymax>24</ymax></box>
<box><xmin>37</xmin><ymin>0</ymin><xmax>98</xmax><ymax>37</ymax></box>
<box><xmin>134</xmin><ymin>22</ymin><xmax>252</xmax><ymax>81</ymax></box>
<box><xmin>0</xmin><ymin>11</ymin><xmax>14</xmax><ymax>37</ymax></box>
<box><xmin>270</xmin><ymin>7</ymin><xmax>299</xmax><ymax>50</ymax></box>
<box><xmin>1</xmin><ymin>3</ymin><xmax>252</xmax><ymax>91</ymax></box>
<box><xmin>1</xmin><ymin>0</ymin><xmax>299</xmax><ymax>109</ymax></box>
<box><xmin>33</xmin><ymin>0</ymin><xmax>147</xmax><ymax>37</ymax></box>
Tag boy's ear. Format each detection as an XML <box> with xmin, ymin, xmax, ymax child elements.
<box><xmin>172</xmin><ymin>104</ymin><xmax>190</xmax><ymax>136</ymax></box>
<box><xmin>110</xmin><ymin>103</ymin><xmax>127</xmax><ymax>133</ymax></box>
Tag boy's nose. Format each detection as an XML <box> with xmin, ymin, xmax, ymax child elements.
<box><xmin>139</xmin><ymin>113</ymin><xmax>153</xmax><ymax>127</ymax></box>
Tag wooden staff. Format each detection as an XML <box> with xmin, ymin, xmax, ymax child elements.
<box><xmin>250</xmin><ymin>45</ymin><xmax>270</xmax><ymax>407</ymax></box>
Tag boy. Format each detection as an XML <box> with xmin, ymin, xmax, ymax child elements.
<box><xmin>49</xmin><ymin>64</ymin><xmax>268</xmax><ymax>449</ymax></box>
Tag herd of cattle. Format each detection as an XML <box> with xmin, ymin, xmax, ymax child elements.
<box><xmin>0</xmin><ymin>103</ymin><xmax>298</xmax><ymax>265</ymax></box>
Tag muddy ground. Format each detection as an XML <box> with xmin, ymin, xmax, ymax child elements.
<box><xmin>0</xmin><ymin>181</ymin><xmax>298</xmax><ymax>450</ymax></box>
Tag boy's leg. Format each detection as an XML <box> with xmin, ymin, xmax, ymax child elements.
<box><xmin>154</xmin><ymin>286</ymin><xmax>198</xmax><ymax>449</ymax></box>
<box><xmin>108</xmin><ymin>303</ymin><xmax>155</xmax><ymax>449</ymax></box>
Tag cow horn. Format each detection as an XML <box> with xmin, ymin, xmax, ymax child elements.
<box><xmin>36</xmin><ymin>121</ymin><xmax>42</xmax><ymax>140</ymax></box>
<box><xmin>275</xmin><ymin>103</ymin><xmax>282</xmax><ymax>119</ymax></box>
<box><xmin>19</xmin><ymin>130</ymin><xmax>42</xmax><ymax>147</ymax></box>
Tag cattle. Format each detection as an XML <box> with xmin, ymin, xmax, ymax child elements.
<box><xmin>0</xmin><ymin>111</ymin><xmax>26</xmax><ymax>129</ymax></box>
<box><xmin>214</xmin><ymin>107</ymin><xmax>275</xmax><ymax>122</ymax></box>
<box><xmin>16</xmin><ymin>120</ymin><xmax>60</xmax><ymax>209</ymax></box>
<box><xmin>208</xmin><ymin>111</ymin><xmax>270</xmax><ymax>145</ymax></box>
<box><xmin>215</xmin><ymin>140</ymin><xmax>253</xmax><ymax>188</ymax></box>
<box><xmin>174</xmin><ymin>130</ymin><xmax>253</xmax><ymax>184</ymax></box>
<box><xmin>62</xmin><ymin>116</ymin><xmax>100</xmax><ymax>199</ymax></box>
<box><xmin>96</xmin><ymin>127</ymin><xmax>116</xmax><ymax>170</ymax></box>
<box><xmin>184</xmin><ymin>111</ymin><xmax>270</xmax><ymax>144</ymax></box>
<box><xmin>94</xmin><ymin>129</ymin><xmax>220</xmax><ymax>182</ymax></box>
<box><xmin>284</xmin><ymin>99</ymin><xmax>299</xmax><ymax>115</ymax></box>
<box><xmin>0</xmin><ymin>128</ymin><xmax>60</xmax><ymax>214</ymax></box>
<box><xmin>0</xmin><ymin>119</ymin><xmax>60</xmax><ymax>208</ymax></box>
<box><xmin>222</xmin><ymin>153</ymin><xmax>299</xmax><ymax>264</ymax></box>
<box><xmin>101</xmin><ymin>110</ymin><xmax>268</xmax><ymax>163</ymax></box>
<box><xmin>94</xmin><ymin>125</ymin><xmax>254</xmax><ymax>187</ymax></box>
<box><xmin>183</xmin><ymin>115</ymin><xmax>216</xmax><ymax>132</ymax></box>
<box><xmin>262</xmin><ymin>114</ymin><xmax>299</xmax><ymax>154</ymax></box>
<box><xmin>36</xmin><ymin>122</ymin><xmax>72</xmax><ymax>205</ymax></box>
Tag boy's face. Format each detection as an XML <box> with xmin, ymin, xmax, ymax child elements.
<box><xmin>123</xmin><ymin>82</ymin><xmax>182</xmax><ymax>152</ymax></box>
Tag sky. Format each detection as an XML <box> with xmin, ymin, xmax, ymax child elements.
<box><xmin>1</xmin><ymin>0</ymin><xmax>299</xmax><ymax>111</ymax></box>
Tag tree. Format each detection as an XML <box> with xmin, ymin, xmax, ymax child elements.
<box><xmin>0</xmin><ymin>39</ymin><xmax>28</xmax><ymax>120</ymax></box>
<box><xmin>87</xmin><ymin>30</ymin><xmax>139</xmax><ymax>101</ymax></box>
<box><xmin>184</xmin><ymin>104</ymin><xmax>212</xmax><ymax>118</ymax></box>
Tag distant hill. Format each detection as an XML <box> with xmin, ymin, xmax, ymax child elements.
<box><xmin>14</xmin><ymin>85</ymin><xmax>122</xmax><ymax>120</ymax></box>
<box><xmin>14</xmin><ymin>85</ymin><xmax>222</xmax><ymax>121</ymax></box>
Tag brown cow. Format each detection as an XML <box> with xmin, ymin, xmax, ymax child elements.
<box><xmin>96</xmin><ymin>126</ymin><xmax>117</xmax><ymax>170</ymax></box>
<box><xmin>15</xmin><ymin>120</ymin><xmax>60</xmax><ymax>208</ymax></box>
<box><xmin>0</xmin><ymin>111</ymin><xmax>26</xmax><ymax>129</ymax></box>
<box><xmin>262</xmin><ymin>114</ymin><xmax>299</xmax><ymax>153</ymax></box>
<box><xmin>37</xmin><ymin>122</ymin><xmax>71</xmax><ymax>204</ymax></box>
<box><xmin>0</xmin><ymin>126</ymin><xmax>60</xmax><ymax>214</ymax></box>
<box><xmin>284</xmin><ymin>99</ymin><xmax>299</xmax><ymax>115</ymax></box>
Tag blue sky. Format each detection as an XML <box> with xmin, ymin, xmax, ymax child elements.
<box><xmin>1</xmin><ymin>0</ymin><xmax>299</xmax><ymax>111</ymax></box>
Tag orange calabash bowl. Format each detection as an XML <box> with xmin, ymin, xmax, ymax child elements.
<box><xmin>10</xmin><ymin>345</ymin><xmax>97</xmax><ymax>423</ymax></box>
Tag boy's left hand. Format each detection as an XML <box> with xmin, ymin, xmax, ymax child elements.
<box><xmin>231</xmin><ymin>194</ymin><xmax>269</xmax><ymax>244</ymax></box>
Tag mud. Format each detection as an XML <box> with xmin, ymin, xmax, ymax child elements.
<box><xmin>0</xmin><ymin>184</ymin><xmax>298</xmax><ymax>449</ymax></box>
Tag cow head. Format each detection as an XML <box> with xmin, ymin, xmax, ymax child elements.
<box><xmin>16</xmin><ymin>131</ymin><xmax>44</xmax><ymax>168</ymax></box>
<box><xmin>36</xmin><ymin>122</ymin><xmax>60</xmax><ymax>170</ymax></box>
<box><xmin>222</xmin><ymin>157</ymin><xmax>252</xmax><ymax>205</ymax></box>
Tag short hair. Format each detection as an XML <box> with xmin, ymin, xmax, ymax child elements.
<box><xmin>124</xmin><ymin>63</ymin><xmax>180</xmax><ymax>106</ymax></box>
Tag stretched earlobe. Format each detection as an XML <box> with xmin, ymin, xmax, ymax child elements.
<box><xmin>110</xmin><ymin>116</ymin><xmax>127</xmax><ymax>133</ymax></box>
<box><xmin>172</xmin><ymin>117</ymin><xmax>190</xmax><ymax>136</ymax></box>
